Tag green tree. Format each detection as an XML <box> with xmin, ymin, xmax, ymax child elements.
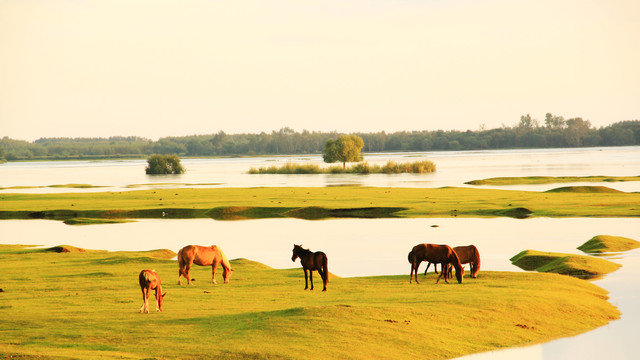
<box><xmin>145</xmin><ymin>154</ymin><xmax>185</xmax><ymax>174</ymax></box>
<box><xmin>323</xmin><ymin>135</ymin><xmax>364</xmax><ymax>168</ymax></box>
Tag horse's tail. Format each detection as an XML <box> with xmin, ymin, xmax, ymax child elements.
<box><xmin>323</xmin><ymin>253</ymin><xmax>329</xmax><ymax>283</ymax></box>
<box><xmin>472</xmin><ymin>245</ymin><xmax>481</xmax><ymax>277</ymax></box>
<box><xmin>177</xmin><ymin>248</ymin><xmax>185</xmax><ymax>271</ymax></box>
<box><xmin>408</xmin><ymin>251</ymin><xmax>415</xmax><ymax>264</ymax></box>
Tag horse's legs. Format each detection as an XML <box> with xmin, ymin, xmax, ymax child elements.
<box><xmin>211</xmin><ymin>262</ymin><xmax>218</xmax><ymax>284</ymax></box>
<box><xmin>303</xmin><ymin>268</ymin><xmax>309</xmax><ymax>290</ymax></box>
<box><xmin>309</xmin><ymin>269</ymin><xmax>315</xmax><ymax>290</ymax></box>
<box><xmin>318</xmin><ymin>268</ymin><xmax>327</xmax><ymax>291</ymax></box>
<box><xmin>413</xmin><ymin>262</ymin><xmax>420</xmax><ymax>284</ymax></box>
<box><xmin>140</xmin><ymin>287</ymin><xmax>150</xmax><ymax>313</ymax></box>
<box><xmin>140</xmin><ymin>287</ymin><xmax>146</xmax><ymax>313</ymax></box>
<box><xmin>154</xmin><ymin>289</ymin><xmax>159</xmax><ymax>312</ymax></box>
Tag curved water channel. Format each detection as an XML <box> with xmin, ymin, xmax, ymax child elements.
<box><xmin>1</xmin><ymin>146</ymin><xmax>639</xmax><ymax>359</ymax></box>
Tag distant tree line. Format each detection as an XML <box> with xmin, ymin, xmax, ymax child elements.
<box><xmin>1</xmin><ymin>116</ymin><xmax>638</xmax><ymax>162</ymax></box>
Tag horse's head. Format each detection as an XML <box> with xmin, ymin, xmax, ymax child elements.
<box><xmin>157</xmin><ymin>292</ymin><xmax>166</xmax><ymax>312</ymax></box>
<box><xmin>455</xmin><ymin>267</ymin><xmax>464</xmax><ymax>284</ymax></box>
<box><xmin>292</xmin><ymin>244</ymin><xmax>302</xmax><ymax>262</ymax></box>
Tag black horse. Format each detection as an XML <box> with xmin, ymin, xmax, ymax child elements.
<box><xmin>291</xmin><ymin>244</ymin><xmax>329</xmax><ymax>291</ymax></box>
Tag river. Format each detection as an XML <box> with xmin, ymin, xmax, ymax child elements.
<box><xmin>1</xmin><ymin>146</ymin><xmax>639</xmax><ymax>359</ymax></box>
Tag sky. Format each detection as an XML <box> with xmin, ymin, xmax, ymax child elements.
<box><xmin>1</xmin><ymin>0</ymin><xmax>639</xmax><ymax>141</ymax></box>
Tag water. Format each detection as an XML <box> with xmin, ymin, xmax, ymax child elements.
<box><xmin>1</xmin><ymin>146</ymin><xmax>639</xmax><ymax>193</ymax></box>
<box><xmin>1</xmin><ymin>146</ymin><xmax>639</xmax><ymax>359</ymax></box>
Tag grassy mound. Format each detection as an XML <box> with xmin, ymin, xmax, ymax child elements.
<box><xmin>578</xmin><ymin>235</ymin><xmax>640</xmax><ymax>253</ymax></box>
<box><xmin>545</xmin><ymin>186</ymin><xmax>624</xmax><ymax>193</ymax></box>
<box><xmin>510</xmin><ymin>250</ymin><xmax>621</xmax><ymax>279</ymax></box>
<box><xmin>63</xmin><ymin>217</ymin><xmax>136</xmax><ymax>225</ymax></box>
<box><xmin>0</xmin><ymin>244</ymin><xmax>619</xmax><ymax>359</ymax></box>
<box><xmin>466</xmin><ymin>175</ymin><xmax>640</xmax><ymax>186</ymax></box>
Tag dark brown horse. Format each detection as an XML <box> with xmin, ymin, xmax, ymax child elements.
<box><xmin>177</xmin><ymin>245</ymin><xmax>233</xmax><ymax>285</ymax></box>
<box><xmin>139</xmin><ymin>269</ymin><xmax>166</xmax><ymax>313</ymax></box>
<box><xmin>424</xmin><ymin>245</ymin><xmax>481</xmax><ymax>279</ymax></box>
<box><xmin>291</xmin><ymin>244</ymin><xmax>328</xmax><ymax>291</ymax></box>
<box><xmin>408</xmin><ymin>243</ymin><xmax>464</xmax><ymax>284</ymax></box>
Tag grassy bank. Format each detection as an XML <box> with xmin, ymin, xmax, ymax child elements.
<box><xmin>510</xmin><ymin>250</ymin><xmax>621</xmax><ymax>279</ymax></box>
<box><xmin>1</xmin><ymin>186</ymin><xmax>639</xmax><ymax>221</ymax></box>
<box><xmin>0</xmin><ymin>245</ymin><xmax>619</xmax><ymax>359</ymax></box>
<box><xmin>578</xmin><ymin>235</ymin><xmax>640</xmax><ymax>253</ymax></box>
<box><xmin>466</xmin><ymin>175</ymin><xmax>640</xmax><ymax>186</ymax></box>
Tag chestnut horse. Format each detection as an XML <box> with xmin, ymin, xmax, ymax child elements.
<box><xmin>452</xmin><ymin>245</ymin><xmax>481</xmax><ymax>278</ymax></box>
<box><xmin>139</xmin><ymin>269</ymin><xmax>166</xmax><ymax>313</ymax></box>
<box><xmin>408</xmin><ymin>243</ymin><xmax>464</xmax><ymax>284</ymax></box>
<box><xmin>177</xmin><ymin>245</ymin><xmax>233</xmax><ymax>285</ymax></box>
<box><xmin>424</xmin><ymin>245</ymin><xmax>481</xmax><ymax>279</ymax></box>
<box><xmin>291</xmin><ymin>244</ymin><xmax>328</xmax><ymax>291</ymax></box>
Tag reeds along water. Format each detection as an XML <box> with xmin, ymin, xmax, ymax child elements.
<box><xmin>248</xmin><ymin>160</ymin><xmax>436</xmax><ymax>175</ymax></box>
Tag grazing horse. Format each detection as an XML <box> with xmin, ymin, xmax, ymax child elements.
<box><xmin>452</xmin><ymin>245</ymin><xmax>481</xmax><ymax>278</ymax></box>
<box><xmin>177</xmin><ymin>245</ymin><xmax>233</xmax><ymax>285</ymax></box>
<box><xmin>425</xmin><ymin>245</ymin><xmax>481</xmax><ymax>279</ymax></box>
<box><xmin>139</xmin><ymin>269</ymin><xmax>166</xmax><ymax>313</ymax></box>
<box><xmin>291</xmin><ymin>244</ymin><xmax>329</xmax><ymax>291</ymax></box>
<box><xmin>408</xmin><ymin>243</ymin><xmax>464</xmax><ymax>284</ymax></box>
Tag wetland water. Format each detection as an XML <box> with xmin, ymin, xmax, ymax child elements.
<box><xmin>1</xmin><ymin>146</ymin><xmax>639</xmax><ymax>359</ymax></box>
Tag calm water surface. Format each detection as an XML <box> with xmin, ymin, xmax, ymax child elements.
<box><xmin>1</xmin><ymin>146</ymin><xmax>639</xmax><ymax>193</ymax></box>
<box><xmin>1</xmin><ymin>146</ymin><xmax>639</xmax><ymax>359</ymax></box>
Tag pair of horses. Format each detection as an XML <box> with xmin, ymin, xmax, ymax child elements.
<box><xmin>408</xmin><ymin>244</ymin><xmax>481</xmax><ymax>284</ymax></box>
<box><xmin>138</xmin><ymin>244</ymin><xmax>234</xmax><ymax>313</ymax></box>
<box><xmin>175</xmin><ymin>243</ymin><xmax>328</xmax><ymax>291</ymax></box>
<box><xmin>423</xmin><ymin>245</ymin><xmax>481</xmax><ymax>280</ymax></box>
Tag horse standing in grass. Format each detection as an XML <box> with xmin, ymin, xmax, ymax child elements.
<box><xmin>291</xmin><ymin>244</ymin><xmax>329</xmax><ymax>291</ymax></box>
<box><xmin>177</xmin><ymin>245</ymin><xmax>233</xmax><ymax>285</ymax></box>
<box><xmin>425</xmin><ymin>245</ymin><xmax>481</xmax><ymax>279</ymax></box>
<box><xmin>452</xmin><ymin>245</ymin><xmax>481</xmax><ymax>278</ymax></box>
<box><xmin>139</xmin><ymin>269</ymin><xmax>166</xmax><ymax>313</ymax></box>
<box><xmin>408</xmin><ymin>243</ymin><xmax>464</xmax><ymax>284</ymax></box>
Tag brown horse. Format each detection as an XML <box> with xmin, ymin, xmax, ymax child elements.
<box><xmin>425</xmin><ymin>245</ymin><xmax>481</xmax><ymax>279</ymax></box>
<box><xmin>139</xmin><ymin>269</ymin><xmax>166</xmax><ymax>313</ymax></box>
<box><xmin>177</xmin><ymin>245</ymin><xmax>233</xmax><ymax>285</ymax></box>
<box><xmin>408</xmin><ymin>243</ymin><xmax>464</xmax><ymax>284</ymax></box>
<box><xmin>291</xmin><ymin>244</ymin><xmax>329</xmax><ymax>291</ymax></box>
<box><xmin>452</xmin><ymin>245</ymin><xmax>481</xmax><ymax>278</ymax></box>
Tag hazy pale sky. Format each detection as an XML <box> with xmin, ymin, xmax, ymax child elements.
<box><xmin>1</xmin><ymin>0</ymin><xmax>639</xmax><ymax>141</ymax></box>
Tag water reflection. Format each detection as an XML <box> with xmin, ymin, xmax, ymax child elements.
<box><xmin>2</xmin><ymin>146</ymin><xmax>639</xmax><ymax>193</ymax></box>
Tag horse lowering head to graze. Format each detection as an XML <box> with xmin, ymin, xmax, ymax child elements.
<box><xmin>177</xmin><ymin>245</ymin><xmax>233</xmax><ymax>286</ymax></box>
<box><xmin>139</xmin><ymin>269</ymin><xmax>166</xmax><ymax>313</ymax></box>
<box><xmin>428</xmin><ymin>245</ymin><xmax>481</xmax><ymax>280</ymax></box>
<box><xmin>292</xmin><ymin>244</ymin><xmax>329</xmax><ymax>291</ymax></box>
<box><xmin>453</xmin><ymin>245</ymin><xmax>481</xmax><ymax>278</ymax></box>
<box><xmin>408</xmin><ymin>243</ymin><xmax>464</xmax><ymax>284</ymax></box>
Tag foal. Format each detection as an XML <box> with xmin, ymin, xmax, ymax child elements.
<box><xmin>139</xmin><ymin>269</ymin><xmax>166</xmax><ymax>313</ymax></box>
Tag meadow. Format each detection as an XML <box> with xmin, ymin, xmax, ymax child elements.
<box><xmin>0</xmin><ymin>244</ymin><xmax>619</xmax><ymax>359</ymax></box>
<box><xmin>1</xmin><ymin>185</ymin><xmax>639</xmax><ymax>222</ymax></box>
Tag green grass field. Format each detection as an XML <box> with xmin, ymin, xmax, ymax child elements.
<box><xmin>0</xmin><ymin>245</ymin><xmax>619</xmax><ymax>359</ymax></box>
<box><xmin>1</xmin><ymin>186</ymin><xmax>639</xmax><ymax>221</ymax></box>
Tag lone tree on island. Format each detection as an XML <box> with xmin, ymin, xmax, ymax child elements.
<box><xmin>145</xmin><ymin>154</ymin><xmax>185</xmax><ymax>174</ymax></box>
<box><xmin>323</xmin><ymin>134</ymin><xmax>364</xmax><ymax>168</ymax></box>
